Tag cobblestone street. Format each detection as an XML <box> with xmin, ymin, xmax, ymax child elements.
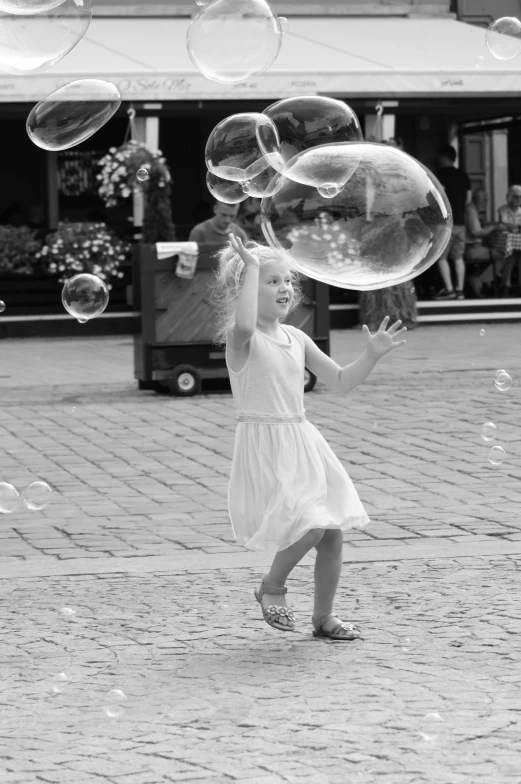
<box><xmin>1</xmin><ymin>324</ymin><xmax>520</xmax><ymax>783</ymax></box>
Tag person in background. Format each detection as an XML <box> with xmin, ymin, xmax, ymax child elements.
<box><xmin>189</xmin><ymin>199</ymin><xmax>248</xmax><ymax>248</ymax></box>
<box><xmin>498</xmin><ymin>185</ymin><xmax>521</xmax><ymax>296</ymax></box>
<box><xmin>464</xmin><ymin>187</ymin><xmax>502</xmax><ymax>298</ymax></box>
<box><xmin>433</xmin><ymin>145</ymin><xmax>472</xmax><ymax>300</ymax></box>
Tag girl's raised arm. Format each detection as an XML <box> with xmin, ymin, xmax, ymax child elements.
<box><xmin>230</xmin><ymin>234</ymin><xmax>260</xmax><ymax>335</ymax></box>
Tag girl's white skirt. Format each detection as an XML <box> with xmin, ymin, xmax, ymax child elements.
<box><xmin>228</xmin><ymin>414</ymin><xmax>370</xmax><ymax>553</ymax></box>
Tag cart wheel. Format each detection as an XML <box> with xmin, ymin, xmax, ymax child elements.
<box><xmin>168</xmin><ymin>365</ymin><xmax>202</xmax><ymax>397</ymax></box>
<box><xmin>304</xmin><ymin>368</ymin><xmax>317</xmax><ymax>393</ymax></box>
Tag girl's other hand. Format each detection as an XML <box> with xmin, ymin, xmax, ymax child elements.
<box><xmin>229</xmin><ymin>233</ymin><xmax>259</xmax><ymax>268</ymax></box>
<box><xmin>363</xmin><ymin>316</ymin><xmax>407</xmax><ymax>360</ymax></box>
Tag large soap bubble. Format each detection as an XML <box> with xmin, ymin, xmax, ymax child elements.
<box><xmin>62</xmin><ymin>273</ymin><xmax>109</xmax><ymax>322</ymax></box>
<box><xmin>486</xmin><ymin>17</ymin><xmax>521</xmax><ymax>61</ymax></box>
<box><xmin>0</xmin><ymin>0</ymin><xmax>92</xmax><ymax>75</ymax></box>
<box><xmin>26</xmin><ymin>80</ymin><xmax>121</xmax><ymax>151</ymax></box>
<box><xmin>187</xmin><ymin>0</ymin><xmax>283</xmax><ymax>83</ymax></box>
<box><xmin>206</xmin><ymin>112</ymin><xmax>274</xmax><ymax>182</ymax></box>
<box><xmin>256</xmin><ymin>96</ymin><xmax>363</xmax><ymax>178</ymax></box>
<box><xmin>0</xmin><ymin>0</ymin><xmax>63</xmax><ymax>12</ymax></box>
<box><xmin>261</xmin><ymin>143</ymin><xmax>452</xmax><ymax>291</ymax></box>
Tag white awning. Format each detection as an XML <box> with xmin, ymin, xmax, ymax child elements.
<box><xmin>1</xmin><ymin>16</ymin><xmax>521</xmax><ymax>102</ymax></box>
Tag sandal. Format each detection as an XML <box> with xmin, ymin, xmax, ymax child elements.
<box><xmin>254</xmin><ymin>577</ymin><xmax>296</xmax><ymax>632</ymax></box>
<box><xmin>312</xmin><ymin>611</ymin><xmax>361</xmax><ymax>641</ymax></box>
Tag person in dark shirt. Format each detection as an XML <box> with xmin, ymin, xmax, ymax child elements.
<box><xmin>433</xmin><ymin>145</ymin><xmax>472</xmax><ymax>300</ymax></box>
<box><xmin>189</xmin><ymin>199</ymin><xmax>248</xmax><ymax>249</ymax></box>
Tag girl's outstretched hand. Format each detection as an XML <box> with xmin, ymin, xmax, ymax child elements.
<box><xmin>363</xmin><ymin>316</ymin><xmax>407</xmax><ymax>360</ymax></box>
<box><xmin>229</xmin><ymin>233</ymin><xmax>259</xmax><ymax>268</ymax></box>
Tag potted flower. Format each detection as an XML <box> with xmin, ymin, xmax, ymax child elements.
<box><xmin>97</xmin><ymin>140</ymin><xmax>176</xmax><ymax>243</ymax></box>
<box><xmin>37</xmin><ymin>221</ymin><xmax>131</xmax><ymax>290</ymax></box>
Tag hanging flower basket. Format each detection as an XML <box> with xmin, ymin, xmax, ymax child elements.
<box><xmin>97</xmin><ymin>140</ymin><xmax>171</xmax><ymax>208</ymax></box>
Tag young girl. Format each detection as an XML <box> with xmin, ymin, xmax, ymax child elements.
<box><xmin>210</xmin><ymin>234</ymin><xmax>407</xmax><ymax>641</ymax></box>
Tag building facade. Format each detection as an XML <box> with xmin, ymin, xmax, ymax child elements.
<box><xmin>1</xmin><ymin>0</ymin><xmax>521</xmax><ymax>314</ymax></box>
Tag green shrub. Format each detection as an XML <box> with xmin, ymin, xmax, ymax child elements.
<box><xmin>0</xmin><ymin>224</ymin><xmax>42</xmax><ymax>275</ymax></box>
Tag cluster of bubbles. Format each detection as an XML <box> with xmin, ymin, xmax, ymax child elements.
<box><xmin>53</xmin><ymin>606</ymin><xmax>128</xmax><ymax>716</ymax></box>
<box><xmin>187</xmin><ymin>0</ymin><xmax>288</xmax><ymax>84</ymax></box>
<box><xmin>0</xmin><ymin>2</ymin><xmax>121</xmax><ymax>155</ymax></box>
<box><xmin>50</xmin><ymin>667</ymin><xmax>128</xmax><ymax>718</ymax></box>
<box><xmin>0</xmin><ymin>7</ymin><xmax>120</xmax><ymax>322</ymax></box>
<box><xmin>478</xmin><ymin>369</ymin><xmax>513</xmax><ymax>467</ymax></box>
<box><xmin>0</xmin><ymin>481</ymin><xmax>52</xmax><ymax>513</ymax></box>
<box><xmin>205</xmin><ymin>96</ymin><xmax>452</xmax><ymax>289</ymax></box>
<box><xmin>62</xmin><ymin>273</ymin><xmax>109</xmax><ymax>323</ymax></box>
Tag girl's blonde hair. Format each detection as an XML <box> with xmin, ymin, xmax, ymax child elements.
<box><xmin>208</xmin><ymin>239</ymin><xmax>304</xmax><ymax>348</ymax></box>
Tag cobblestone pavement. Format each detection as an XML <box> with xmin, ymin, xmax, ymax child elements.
<box><xmin>1</xmin><ymin>324</ymin><xmax>520</xmax><ymax>783</ymax></box>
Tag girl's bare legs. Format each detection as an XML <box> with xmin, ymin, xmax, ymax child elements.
<box><xmin>312</xmin><ymin>528</ymin><xmax>356</xmax><ymax>638</ymax></box>
<box><xmin>312</xmin><ymin>528</ymin><xmax>344</xmax><ymax>619</ymax></box>
<box><xmin>261</xmin><ymin>528</ymin><xmax>324</xmax><ymax>627</ymax></box>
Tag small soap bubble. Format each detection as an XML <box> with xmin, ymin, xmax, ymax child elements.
<box><xmin>261</xmin><ymin>143</ymin><xmax>452</xmax><ymax>290</ymax></box>
<box><xmin>475</xmin><ymin>55</ymin><xmax>485</xmax><ymax>68</ymax></box>
<box><xmin>0</xmin><ymin>482</ymin><xmax>20</xmax><ymax>514</ymax></box>
<box><xmin>479</xmin><ymin>328</ymin><xmax>485</xmax><ymax>336</ymax></box>
<box><xmin>494</xmin><ymin>370</ymin><xmax>512</xmax><ymax>392</ymax></box>
<box><xmin>51</xmin><ymin>672</ymin><xmax>69</xmax><ymax>694</ymax></box>
<box><xmin>277</xmin><ymin>16</ymin><xmax>289</xmax><ymax>33</ymax></box>
<box><xmin>26</xmin><ymin>79</ymin><xmax>121</xmax><ymax>151</ymax></box>
<box><xmin>103</xmin><ymin>688</ymin><xmax>128</xmax><ymax>718</ymax></box>
<box><xmin>62</xmin><ymin>274</ymin><xmax>109</xmax><ymax>322</ymax></box>
<box><xmin>401</xmin><ymin>637</ymin><xmax>412</xmax><ymax>651</ymax></box>
<box><xmin>0</xmin><ymin>0</ymin><xmax>93</xmax><ymax>75</ymax></box>
<box><xmin>318</xmin><ymin>183</ymin><xmax>342</xmax><ymax>199</ymax></box>
<box><xmin>22</xmin><ymin>481</ymin><xmax>52</xmax><ymax>511</ymax></box>
<box><xmin>206</xmin><ymin>170</ymin><xmax>248</xmax><ymax>204</ymax></box>
<box><xmin>486</xmin><ymin>17</ymin><xmax>521</xmax><ymax>61</ymax></box>
<box><xmin>59</xmin><ymin>607</ymin><xmax>77</xmax><ymax>618</ymax></box>
<box><xmin>195</xmin><ymin>0</ymin><xmax>209</xmax><ymax>5</ymax></box>
<box><xmin>0</xmin><ymin>301</ymin><xmax>5</xmax><ymax>313</ymax></box>
<box><xmin>481</xmin><ymin>422</ymin><xmax>497</xmax><ymax>442</ymax></box>
<box><xmin>187</xmin><ymin>0</ymin><xmax>283</xmax><ymax>84</ymax></box>
<box><xmin>488</xmin><ymin>445</ymin><xmax>506</xmax><ymax>466</ymax></box>
<box><xmin>418</xmin><ymin>712</ymin><xmax>446</xmax><ymax>742</ymax></box>
<box><xmin>136</xmin><ymin>167</ymin><xmax>149</xmax><ymax>182</ymax></box>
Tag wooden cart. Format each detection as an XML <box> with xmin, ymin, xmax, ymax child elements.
<box><xmin>131</xmin><ymin>243</ymin><xmax>330</xmax><ymax>396</ymax></box>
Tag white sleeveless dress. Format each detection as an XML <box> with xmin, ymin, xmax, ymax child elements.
<box><xmin>226</xmin><ymin>324</ymin><xmax>370</xmax><ymax>553</ymax></box>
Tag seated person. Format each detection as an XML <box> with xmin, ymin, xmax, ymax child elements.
<box><xmin>498</xmin><ymin>185</ymin><xmax>521</xmax><ymax>294</ymax></box>
<box><xmin>188</xmin><ymin>199</ymin><xmax>248</xmax><ymax>249</ymax></box>
<box><xmin>464</xmin><ymin>187</ymin><xmax>502</xmax><ymax>297</ymax></box>
<box><xmin>498</xmin><ymin>185</ymin><xmax>521</xmax><ymax>232</ymax></box>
